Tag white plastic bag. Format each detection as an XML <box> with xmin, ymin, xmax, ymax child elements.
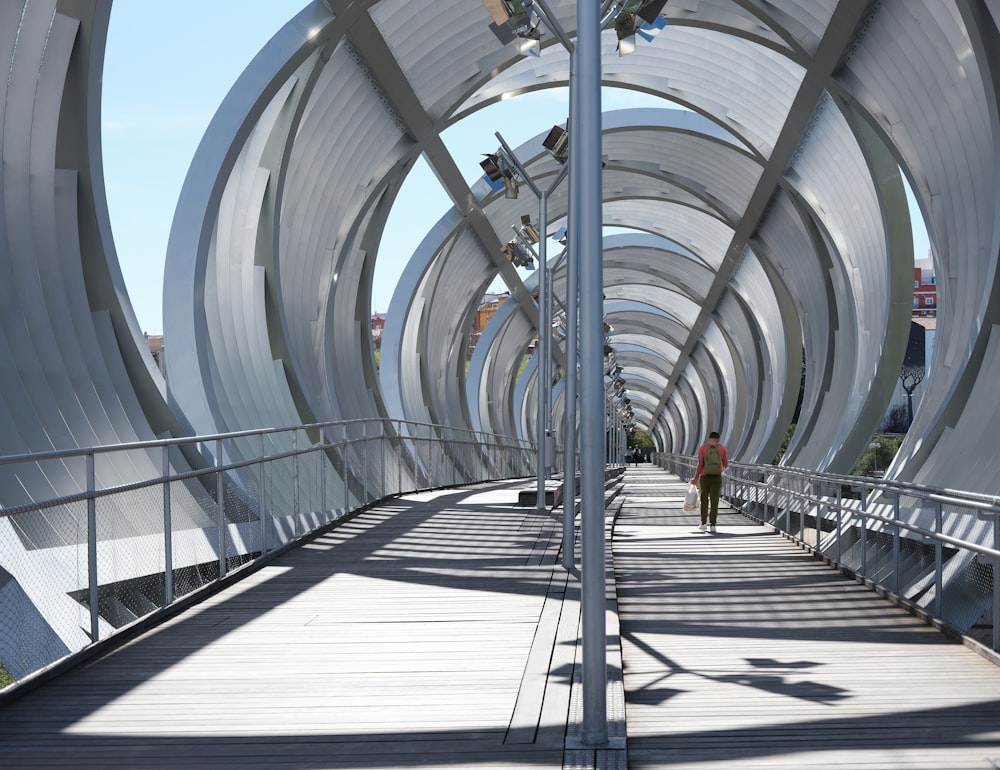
<box><xmin>683</xmin><ymin>483</ymin><xmax>699</xmax><ymax>512</ymax></box>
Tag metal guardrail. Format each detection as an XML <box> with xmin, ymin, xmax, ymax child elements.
<box><xmin>0</xmin><ymin>420</ymin><xmax>535</xmax><ymax>691</ymax></box>
<box><xmin>656</xmin><ymin>453</ymin><xmax>1000</xmax><ymax>653</ymax></box>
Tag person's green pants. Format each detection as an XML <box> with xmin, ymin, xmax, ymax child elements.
<box><xmin>699</xmin><ymin>474</ymin><xmax>722</xmax><ymax>525</ymax></box>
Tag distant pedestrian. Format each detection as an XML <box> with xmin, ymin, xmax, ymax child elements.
<box><xmin>691</xmin><ymin>431</ymin><xmax>728</xmax><ymax>533</ymax></box>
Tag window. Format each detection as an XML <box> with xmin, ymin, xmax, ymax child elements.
<box><xmin>925</xmin><ymin>296</ymin><xmax>935</xmax><ymax>307</ymax></box>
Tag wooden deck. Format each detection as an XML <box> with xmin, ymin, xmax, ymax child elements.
<box><xmin>615</xmin><ymin>468</ymin><xmax>1000</xmax><ymax>770</ymax></box>
<box><xmin>2</xmin><ymin>466</ymin><xmax>1000</xmax><ymax>769</ymax></box>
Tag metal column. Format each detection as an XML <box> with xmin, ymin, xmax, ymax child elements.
<box><xmin>574</xmin><ymin>0</ymin><xmax>607</xmax><ymax>746</ymax></box>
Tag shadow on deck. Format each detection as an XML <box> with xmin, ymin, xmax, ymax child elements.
<box><xmin>2</xmin><ymin>466</ymin><xmax>1000</xmax><ymax>769</ymax></box>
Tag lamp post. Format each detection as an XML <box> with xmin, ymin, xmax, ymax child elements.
<box><xmin>575</xmin><ymin>0</ymin><xmax>607</xmax><ymax>746</ymax></box>
<box><xmin>493</xmin><ymin>133</ymin><xmax>568</xmax><ymax>515</ymax></box>
<box><xmin>487</xmin><ymin>0</ymin><xmax>625</xmax><ymax>746</ymax></box>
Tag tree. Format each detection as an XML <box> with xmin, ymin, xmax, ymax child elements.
<box><xmin>899</xmin><ymin>365</ymin><xmax>925</xmax><ymax>427</ymax></box>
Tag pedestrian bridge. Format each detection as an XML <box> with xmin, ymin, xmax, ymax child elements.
<box><xmin>3</xmin><ymin>463</ymin><xmax>999</xmax><ymax>770</ymax></box>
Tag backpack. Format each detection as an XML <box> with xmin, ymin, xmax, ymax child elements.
<box><xmin>703</xmin><ymin>444</ymin><xmax>723</xmax><ymax>475</ymax></box>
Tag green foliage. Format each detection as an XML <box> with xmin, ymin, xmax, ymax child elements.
<box><xmin>374</xmin><ymin>348</ymin><xmax>380</xmax><ymax>371</ymax></box>
<box><xmin>772</xmin><ymin>424</ymin><xmax>796</xmax><ymax>464</ymax></box>
<box><xmin>0</xmin><ymin>660</ymin><xmax>14</xmax><ymax>689</ymax></box>
<box><xmin>515</xmin><ymin>356</ymin><xmax>529</xmax><ymax>383</ymax></box>
<box><xmin>852</xmin><ymin>434</ymin><xmax>903</xmax><ymax>477</ymax></box>
<box><xmin>628</xmin><ymin>428</ymin><xmax>654</xmax><ymax>449</ymax></box>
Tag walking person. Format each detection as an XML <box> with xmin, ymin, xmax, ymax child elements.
<box><xmin>691</xmin><ymin>431</ymin><xmax>728</xmax><ymax>533</ymax></box>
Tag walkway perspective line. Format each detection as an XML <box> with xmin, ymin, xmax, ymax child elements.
<box><xmin>2</xmin><ymin>467</ymin><xmax>1000</xmax><ymax>769</ymax></box>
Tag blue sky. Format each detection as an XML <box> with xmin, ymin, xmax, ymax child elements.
<box><xmin>102</xmin><ymin>3</ymin><xmax>930</xmax><ymax>334</ymax></box>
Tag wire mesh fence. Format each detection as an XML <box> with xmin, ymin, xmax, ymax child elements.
<box><xmin>0</xmin><ymin>419</ymin><xmax>534</xmax><ymax>690</ymax></box>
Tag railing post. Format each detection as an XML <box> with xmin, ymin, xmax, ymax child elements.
<box><xmin>320</xmin><ymin>430</ymin><xmax>327</xmax><ymax>522</ymax></box>
<box><xmin>362</xmin><ymin>421</ymin><xmax>369</xmax><ymax>504</ymax></box>
<box><xmin>292</xmin><ymin>429</ymin><xmax>300</xmax><ymax>535</ymax></box>
<box><xmin>892</xmin><ymin>491</ymin><xmax>901</xmax><ymax>596</ymax></box>
<box><xmin>344</xmin><ymin>439</ymin><xmax>350</xmax><ymax>513</ymax></box>
<box><xmin>993</xmin><ymin>513</ymin><xmax>999</xmax><ymax>652</ymax></box>
<box><xmin>260</xmin><ymin>433</ymin><xmax>268</xmax><ymax>554</ymax></box>
<box><xmin>162</xmin><ymin>445</ymin><xmax>174</xmax><ymax>605</ymax></box>
<box><xmin>860</xmin><ymin>491</ymin><xmax>868</xmax><ymax>579</ymax></box>
<box><xmin>216</xmin><ymin>439</ymin><xmax>226</xmax><ymax>578</ymax></box>
<box><xmin>934</xmin><ymin>499</ymin><xmax>943</xmax><ymax>619</ymax></box>
<box><xmin>815</xmin><ymin>479</ymin><xmax>822</xmax><ymax>551</ymax></box>
<box><xmin>836</xmin><ymin>483</ymin><xmax>843</xmax><ymax>565</ymax></box>
<box><xmin>86</xmin><ymin>452</ymin><xmax>100</xmax><ymax>642</ymax></box>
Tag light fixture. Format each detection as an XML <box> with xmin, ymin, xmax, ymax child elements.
<box><xmin>636</xmin><ymin>0</ymin><xmax>669</xmax><ymax>23</ymax></box>
<box><xmin>614</xmin><ymin>0</ymin><xmax>641</xmax><ymax>55</ymax></box>
<box><xmin>519</xmin><ymin>214</ymin><xmax>540</xmax><ymax>244</ymax></box>
<box><xmin>542</xmin><ymin>125</ymin><xmax>569</xmax><ymax>164</ymax></box>
<box><xmin>613</xmin><ymin>0</ymin><xmax>668</xmax><ymax>56</ymax></box>
<box><xmin>502</xmin><ymin>239</ymin><xmax>534</xmax><ymax>268</ymax></box>
<box><xmin>480</xmin><ymin>154</ymin><xmax>503</xmax><ymax>182</ymax></box>
<box><xmin>513</xmin><ymin>21</ymin><xmax>541</xmax><ymax>57</ymax></box>
<box><xmin>482</xmin><ymin>0</ymin><xmax>543</xmax><ymax>56</ymax></box>
<box><xmin>481</xmin><ymin>148</ymin><xmax>521</xmax><ymax>199</ymax></box>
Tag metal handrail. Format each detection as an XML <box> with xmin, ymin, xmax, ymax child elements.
<box><xmin>656</xmin><ymin>452</ymin><xmax>1000</xmax><ymax>652</ymax></box>
<box><xmin>0</xmin><ymin>419</ymin><xmax>537</xmax><ymax>691</ymax></box>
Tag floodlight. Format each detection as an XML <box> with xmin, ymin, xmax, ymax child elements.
<box><xmin>480</xmin><ymin>154</ymin><xmax>503</xmax><ymax>182</ymax></box>
<box><xmin>542</xmin><ymin>125</ymin><xmax>569</xmax><ymax>163</ymax></box>
<box><xmin>482</xmin><ymin>0</ymin><xmax>528</xmax><ymax>24</ymax></box>
<box><xmin>613</xmin><ymin>0</ymin><xmax>667</xmax><ymax>55</ymax></box>
<box><xmin>519</xmin><ymin>215</ymin><xmax>540</xmax><ymax>244</ymax></box>
<box><xmin>482</xmin><ymin>0</ymin><xmax>511</xmax><ymax>24</ymax></box>
<box><xmin>483</xmin><ymin>0</ymin><xmax>544</xmax><ymax>55</ymax></box>
<box><xmin>518</xmin><ymin>34</ymin><xmax>541</xmax><ymax>57</ymax></box>
<box><xmin>637</xmin><ymin>0</ymin><xmax>668</xmax><ymax>23</ymax></box>
<box><xmin>502</xmin><ymin>239</ymin><xmax>534</xmax><ymax>268</ymax></box>
<box><xmin>614</xmin><ymin>7</ymin><xmax>638</xmax><ymax>40</ymax></box>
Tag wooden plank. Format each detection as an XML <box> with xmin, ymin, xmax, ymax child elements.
<box><xmin>614</xmin><ymin>465</ymin><xmax>1000</xmax><ymax>770</ymax></box>
<box><xmin>5</xmin><ymin>465</ymin><xmax>1000</xmax><ymax>770</ymax></box>
<box><xmin>0</xmin><ymin>483</ymin><xmax>567</xmax><ymax>769</ymax></box>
